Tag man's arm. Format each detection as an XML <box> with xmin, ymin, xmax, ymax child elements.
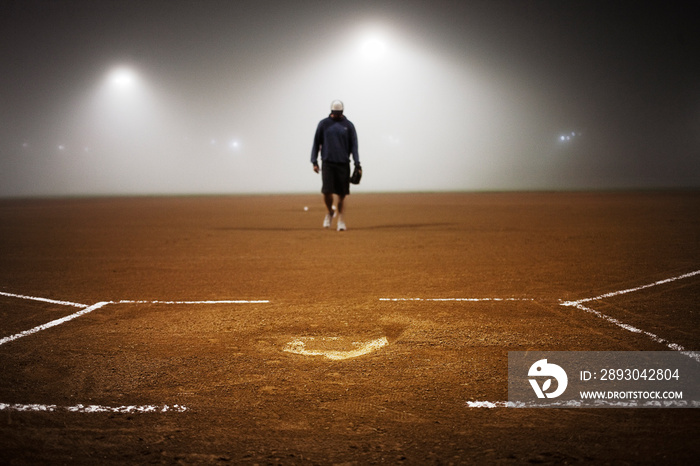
<box><xmin>349</xmin><ymin>122</ymin><xmax>359</xmax><ymax>166</ymax></box>
<box><xmin>311</xmin><ymin>121</ymin><xmax>323</xmax><ymax>170</ymax></box>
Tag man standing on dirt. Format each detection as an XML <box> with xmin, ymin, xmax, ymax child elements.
<box><xmin>311</xmin><ymin>100</ymin><xmax>360</xmax><ymax>231</ymax></box>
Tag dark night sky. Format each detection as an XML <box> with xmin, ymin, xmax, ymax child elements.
<box><xmin>1</xmin><ymin>0</ymin><xmax>698</xmax><ymax>196</ymax></box>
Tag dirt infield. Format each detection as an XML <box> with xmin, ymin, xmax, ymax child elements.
<box><xmin>1</xmin><ymin>192</ymin><xmax>699</xmax><ymax>464</ymax></box>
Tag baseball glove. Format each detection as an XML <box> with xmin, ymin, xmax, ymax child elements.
<box><xmin>350</xmin><ymin>165</ymin><xmax>362</xmax><ymax>185</ymax></box>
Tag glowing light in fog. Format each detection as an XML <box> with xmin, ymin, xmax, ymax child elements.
<box><xmin>359</xmin><ymin>30</ymin><xmax>388</xmax><ymax>60</ymax></box>
<box><xmin>559</xmin><ymin>131</ymin><xmax>581</xmax><ymax>143</ymax></box>
<box><xmin>108</xmin><ymin>67</ymin><xmax>138</xmax><ymax>88</ymax></box>
<box><xmin>80</xmin><ymin>62</ymin><xmax>164</xmax><ymax>158</ymax></box>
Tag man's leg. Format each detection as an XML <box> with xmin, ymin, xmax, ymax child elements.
<box><xmin>324</xmin><ymin>193</ymin><xmax>334</xmax><ymax>214</ymax></box>
<box><xmin>323</xmin><ymin>192</ymin><xmax>334</xmax><ymax>228</ymax></box>
<box><xmin>336</xmin><ymin>195</ymin><xmax>346</xmax><ymax>231</ymax></box>
<box><xmin>336</xmin><ymin>195</ymin><xmax>345</xmax><ymax>214</ymax></box>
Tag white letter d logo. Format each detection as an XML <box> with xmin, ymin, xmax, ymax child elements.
<box><xmin>528</xmin><ymin>359</ymin><xmax>568</xmax><ymax>398</ymax></box>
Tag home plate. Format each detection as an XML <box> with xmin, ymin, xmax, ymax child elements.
<box><xmin>283</xmin><ymin>336</ymin><xmax>389</xmax><ymax>360</ymax></box>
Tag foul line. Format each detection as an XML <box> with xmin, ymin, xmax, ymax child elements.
<box><xmin>560</xmin><ymin>269</ymin><xmax>700</xmax><ymax>306</ymax></box>
<box><xmin>0</xmin><ymin>301</ymin><xmax>110</xmax><ymax>346</ymax></box>
<box><xmin>565</xmin><ymin>302</ymin><xmax>696</xmax><ymax>355</ymax></box>
<box><xmin>0</xmin><ymin>291</ymin><xmax>87</xmax><ymax>308</ymax></box>
<box><xmin>559</xmin><ymin>270</ymin><xmax>700</xmax><ymax>359</ymax></box>
<box><xmin>0</xmin><ymin>295</ymin><xmax>270</xmax><ymax>347</ymax></box>
<box><xmin>3</xmin><ymin>272</ymin><xmax>698</xmax><ymax>412</ymax></box>
<box><xmin>563</xmin><ymin>302</ymin><xmax>700</xmax><ymax>363</ymax></box>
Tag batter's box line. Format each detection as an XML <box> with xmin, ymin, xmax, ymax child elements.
<box><xmin>0</xmin><ymin>402</ymin><xmax>188</xmax><ymax>414</ymax></box>
<box><xmin>559</xmin><ymin>269</ymin><xmax>700</xmax><ymax>360</ymax></box>
<box><xmin>379</xmin><ymin>297</ymin><xmax>535</xmax><ymax>302</ymax></box>
<box><xmin>0</xmin><ymin>290</ymin><xmax>88</xmax><ymax>308</ymax></box>
<box><xmin>560</xmin><ymin>269</ymin><xmax>700</xmax><ymax>307</ymax></box>
<box><xmin>379</xmin><ymin>269</ymin><xmax>700</xmax><ymax>360</ymax></box>
<box><xmin>0</xmin><ymin>301</ymin><xmax>110</xmax><ymax>346</ymax></box>
<box><xmin>0</xmin><ymin>294</ymin><xmax>269</xmax><ymax>415</ymax></box>
<box><xmin>0</xmin><ymin>294</ymin><xmax>270</xmax><ymax>347</ymax></box>
<box><xmin>116</xmin><ymin>299</ymin><xmax>270</xmax><ymax>304</ymax></box>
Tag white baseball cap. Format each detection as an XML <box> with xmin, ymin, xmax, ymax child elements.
<box><xmin>330</xmin><ymin>100</ymin><xmax>344</xmax><ymax>112</ymax></box>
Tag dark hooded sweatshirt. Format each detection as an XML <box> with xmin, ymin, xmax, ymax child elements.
<box><xmin>311</xmin><ymin>113</ymin><xmax>359</xmax><ymax>166</ymax></box>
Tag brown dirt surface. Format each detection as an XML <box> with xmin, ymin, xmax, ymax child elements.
<box><xmin>1</xmin><ymin>192</ymin><xmax>699</xmax><ymax>464</ymax></box>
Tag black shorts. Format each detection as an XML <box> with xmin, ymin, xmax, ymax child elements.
<box><xmin>321</xmin><ymin>161</ymin><xmax>350</xmax><ymax>196</ymax></box>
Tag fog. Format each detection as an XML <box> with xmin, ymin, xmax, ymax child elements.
<box><xmin>1</xmin><ymin>1</ymin><xmax>698</xmax><ymax>197</ymax></box>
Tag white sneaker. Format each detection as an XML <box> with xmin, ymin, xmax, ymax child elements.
<box><xmin>323</xmin><ymin>212</ymin><xmax>333</xmax><ymax>228</ymax></box>
<box><xmin>336</xmin><ymin>214</ymin><xmax>346</xmax><ymax>231</ymax></box>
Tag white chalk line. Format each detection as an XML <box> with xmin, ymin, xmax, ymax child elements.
<box><xmin>0</xmin><ymin>293</ymin><xmax>269</xmax><ymax>414</ymax></box>
<box><xmin>560</xmin><ymin>269</ymin><xmax>700</xmax><ymax>306</ymax></box>
<box><xmin>466</xmin><ymin>400</ymin><xmax>700</xmax><ymax>408</ymax></box>
<box><xmin>0</xmin><ymin>296</ymin><xmax>271</xmax><ymax>347</ymax></box>
<box><xmin>0</xmin><ymin>301</ymin><xmax>110</xmax><ymax>346</ymax></box>
<box><xmin>117</xmin><ymin>299</ymin><xmax>270</xmax><ymax>304</ymax></box>
<box><xmin>0</xmin><ymin>402</ymin><xmax>187</xmax><ymax>413</ymax></box>
<box><xmin>3</xmin><ymin>273</ymin><xmax>697</xmax><ymax>412</ymax></box>
<box><xmin>564</xmin><ymin>302</ymin><xmax>700</xmax><ymax>363</ymax></box>
<box><xmin>559</xmin><ymin>270</ymin><xmax>700</xmax><ymax>360</ymax></box>
<box><xmin>0</xmin><ymin>290</ymin><xmax>87</xmax><ymax>308</ymax></box>
<box><xmin>379</xmin><ymin>297</ymin><xmax>533</xmax><ymax>302</ymax></box>
<box><xmin>381</xmin><ymin>271</ymin><xmax>699</xmax><ymax>358</ymax></box>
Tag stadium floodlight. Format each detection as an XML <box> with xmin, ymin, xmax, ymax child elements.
<box><xmin>107</xmin><ymin>66</ymin><xmax>139</xmax><ymax>89</ymax></box>
<box><xmin>353</xmin><ymin>22</ymin><xmax>393</xmax><ymax>63</ymax></box>
<box><xmin>360</xmin><ymin>34</ymin><xmax>387</xmax><ymax>61</ymax></box>
<box><xmin>84</xmin><ymin>63</ymin><xmax>163</xmax><ymax>149</ymax></box>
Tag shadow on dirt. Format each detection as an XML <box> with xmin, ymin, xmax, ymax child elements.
<box><xmin>213</xmin><ymin>223</ymin><xmax>457</xmax><ymax>232</ymax></box>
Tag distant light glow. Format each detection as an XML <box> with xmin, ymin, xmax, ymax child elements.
<box><xmin>107</xmin><ymin>66</ymin><xmax>138</xmax><ymax>88</ymax></box>
<box><xmin>559</xmin><ymin>131</ymin><xmax>581</xmax><ymax>143</ymax></box>
<box><xmin>359</xmin><ymin>31</ymin><xmax>388</xmax><ymax>60</ymax></box>
<box><xmin>91</xmin><ymin>63</ymin><xmax>158</xmax><ymax>143</ymax></box>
